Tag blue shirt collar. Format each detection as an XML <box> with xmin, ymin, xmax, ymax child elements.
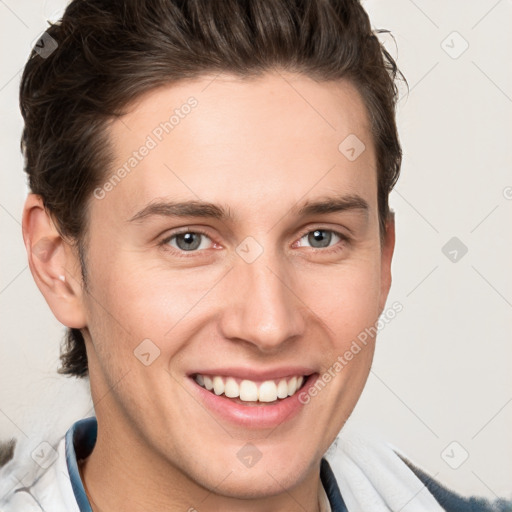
<box><xmin>65</xmin><ymin>417</ymin><xmax>96</xmax><ymax>512</ymax></box>
<box><xmin>65</xmin><ymin>417</ymin><xmax>347</xmax><ymax>512</ymax></box>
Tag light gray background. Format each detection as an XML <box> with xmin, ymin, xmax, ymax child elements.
<box><xmin>1</xmin><ymin>0</ymin><xmax>511</xmax><ymax>499</ymax></box>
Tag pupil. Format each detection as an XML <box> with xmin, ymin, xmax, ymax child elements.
<box><xmin>309</xmin><ymin>230</ymin><xmax>331</xmax><ymax>248</ymax></box>
<box><xmin>177</xmin><ymin>232</ymin><xmax>201</xmax><ymax>251</ymax></box>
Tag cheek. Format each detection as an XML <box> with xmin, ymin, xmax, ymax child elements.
<box><xmin>303</xmin><ymin>260</ymin><xmax>382</xmax><ymax>341</ymax></box>
<box><xmin>107</xmin><ymin>265</ymin><xmax>223</xmax><ymax>336</ymax></box>
<box><xmin>84</xmin><ymin>251</ymin><xmax>224</xmax><ymax>360</ymax></box>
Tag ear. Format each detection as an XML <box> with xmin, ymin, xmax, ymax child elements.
<box><xmin>378</xmin><ymin>211</ymin><xmax>395</xmax><ymax>314</ymax></box>
<box><xmin>22</xmin><ymin>194</ymin><xmax>87</xmax><ymax>329</ymax></box>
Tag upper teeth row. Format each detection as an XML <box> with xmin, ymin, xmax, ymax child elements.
<box><xmin>194</xmin><ymin>374</ymin><xmax>305</xmax><ymax>402</ymax></box>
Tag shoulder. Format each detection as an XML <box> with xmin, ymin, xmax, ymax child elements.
<box><xmin>325</xmin><ymin>425</ymin><xmax>512</xmax><ymax>512</ymax></box>
<box><xmin>0</xmin><ymin>434</ymin><xmax>79</xmax><ymax>512</ymax></box>
<box><xmin>401</xmin><ymin>456</ymin><xmax>512</xmax><ymax>512</ymax></box>
<box><xmin>0</xmin><ymin>372</ymin><xmax>93</xmax><ymax>509</ymax></box>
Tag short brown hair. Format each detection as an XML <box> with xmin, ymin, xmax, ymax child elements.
<box><xmin>20</xmin><ymin>0</ymin><xmax>404</xmax><ymax>378</ymax></box>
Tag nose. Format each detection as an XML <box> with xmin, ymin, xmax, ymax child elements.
<box><xmin>218</xmin><ymin>250</ymin><xmax>307</xmax><ymax>353</ymax></box>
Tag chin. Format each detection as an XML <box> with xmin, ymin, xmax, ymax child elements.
<box><xmin>200</xmin><ymin>467</ymin><xmax>303</xmax><ymax>500</ymax></box>
<box><xmin>186</xmin><ymin>445</ymin><xmax>316</xmax><ymax>499</ymax></box>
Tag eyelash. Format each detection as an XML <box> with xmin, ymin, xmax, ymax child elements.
<box><xmin>158</xmin><ymin>227</ymin><xmax>350</xmax><ymax>258</ymax></box>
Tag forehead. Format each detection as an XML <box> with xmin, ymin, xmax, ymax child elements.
<box><xmin>94</xmin><ymin>72</ymin><xmax>376</xmax><ymax>226</ymax></box>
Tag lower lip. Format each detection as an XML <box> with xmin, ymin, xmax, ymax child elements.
<box><xmin>189</xmin><ymin>374</ymin><xmax>318</xmax><ymax>429</ymax></box>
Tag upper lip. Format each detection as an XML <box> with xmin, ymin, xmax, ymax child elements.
<box><xmin>188</xmin><ymin>366</ymin><xmax>316</xmax><ymax>382</ymax></box>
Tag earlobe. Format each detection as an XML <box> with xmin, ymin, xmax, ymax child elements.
<box><xmin>22</xmin><ymin>194</ymin><xmax>87</xmax><ymax>329</ymax></box>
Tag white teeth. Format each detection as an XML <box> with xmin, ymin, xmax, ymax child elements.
<box><xmin>213</xmin><ymin>376</ymin><xmax>224</xmax><ymax>395</ymax></box>
<box><xmin>258</xmin><ymin>380</ymin><xmax>278</xmax><ymax>402</ymax></box>
<box><xmin>194</xmin><ymin>374</ymin><xmax>307</xmax><ymax>402</ymax></box>
<box><xmin>224</xmin><ymin>377</ymin><xmax>239</xmax><ymax>398</ymax></box>
<box><xmin>203</xmin><ymin>375</ymin><xmax>213</xmax><ymax>391</ymax></box>
<box><xmin>287</xmin><ymin>376</ymin><xmax>297</xmax><ymax>396</ymax></box>
<box><xmin>277</xmin><ymin>379</ymin><xmax>289</xmax><ymax>399</ymax></box>
<box><xmin>239</xmin><ymin>380</ymin><xmax>258</xmax><ymax>401</ymax></box>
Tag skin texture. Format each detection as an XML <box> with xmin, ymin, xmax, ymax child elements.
<box><xmin>23</xmin><ymin>71</ymin><xmax>395</xmax><ymax>511</ymax></box>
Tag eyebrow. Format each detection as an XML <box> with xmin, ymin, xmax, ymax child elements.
<box><xmin>127</xmin><ymin>200</ymin><xmax>232</xmax><ymax>223</ymax></box>
<box><xmin>127</xmin><ymin>194</ymin><xmax>369</xmax><ymax>223</ymax></box>
<box><xmin>297</xmin><ymin>194</ymin><xmax>369</xmax><ymax>217</ymax></box>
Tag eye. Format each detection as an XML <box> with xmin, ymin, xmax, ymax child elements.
<box><xmin>296</xmin><ymin>229</ymin><xmax>343</xmax><ymax>249</ymax></box>
<box><xmin>164</xmin><ymin>231</ymin><xmax>213</xmax><ymax>252</ymax></box>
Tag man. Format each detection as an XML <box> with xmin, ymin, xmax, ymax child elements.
<box><xmin>1</xmin><ymin>0</ymin><xmax>510</xmax><ymax>510</ymax></box>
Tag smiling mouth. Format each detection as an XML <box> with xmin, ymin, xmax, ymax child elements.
<box><xmin>192</xmin><ymin>373</ymin><xmax>309</xmax><ymax>404</ymax></box>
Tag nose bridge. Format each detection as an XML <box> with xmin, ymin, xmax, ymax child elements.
<box><xmin>219</xmin><ymin>244</ymin><xmax>306</xmax><ymax>350</ymax></box>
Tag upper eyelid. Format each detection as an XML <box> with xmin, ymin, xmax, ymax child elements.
<box><xmin>160</xmin><ymin>227</ymin><xmax>213</xmax><ymax>245</ymax></box>
<box><xmin>296</xmin><ymin>226</ymin><xmax>347</xmax><ymax>239</ymax></box>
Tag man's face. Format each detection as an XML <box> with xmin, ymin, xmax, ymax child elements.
<box><xmin>80</xmin><ymin>72</ymin><xmax>393</xmax><ymax>496</ymax></box>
